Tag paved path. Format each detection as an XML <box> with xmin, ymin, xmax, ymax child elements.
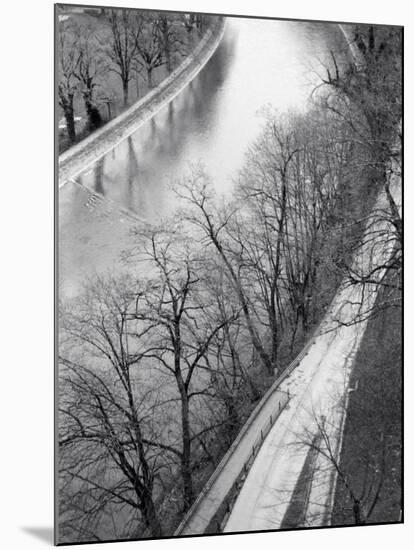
<box><xmin>224</xmin><ymin>182</ymin><xmax>401</xmax><ymax>532</ymax></box>
<box><xmin>224</xmin><ymin>287</ymin><xmax>363</xmax><ymax>531</ymax></box>
<box><xmin>174</xmin><ymin>179</ymin><xmax>400</xmax><ymax>536</ymax></box>
<box><xmin>175</xmin><ymin>379</ymin><xmax>291</xmax><ymax>535</ymax></box>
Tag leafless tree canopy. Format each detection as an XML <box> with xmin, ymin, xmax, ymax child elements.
<box><xmin>58</xmin><ymin>17</ymin><xmax>402</xmax><ymax>543</ymax></box>
<box><xmin>57</xmin><ymin>7</ymin><xmax>208</xmax><ymax>147</ymax></box>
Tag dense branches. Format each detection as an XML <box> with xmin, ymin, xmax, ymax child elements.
<box><xmin>73</xmin><ymin>24</ymin><xmax>105</xmax><ymax>130</ymax></box>
<box><xmin>59</xmin><ymin>278</ymin><xmax>164</xmax><ymax>540</ymax></box>
<box><xmin>58</xmin><ymin>27</ymin><xmax>79</xmax><ymax>143</ymax></box>
<box><xmin>106</xmin><ymin>9</ymin><xmax>142</xmax><ymax>106</ymax></box>
<box><xmin>318</xmin><ymin>24</ymin><xmax>402</xmax><ymax>317</ymax></box>
<box><xmin>175</xmin><ymin>107</ymin><xmax>354</xmax><ymax>376</ymax></box>
<box><xmin>58</xmin><ymin>20</ymin><xmax>402</xmax><ymax>540</ymax></box>
<box><xmin>59</xmin><ymin>233</ymin><xmax>245</xmax><ymax>539</ymax></box>
<box><xmin>57</xmin><ymin>8</ymin><xmax>209</xmax><ymax>149</ymax></box>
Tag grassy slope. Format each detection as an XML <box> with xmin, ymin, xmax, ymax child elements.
<box><xmin>58</xmin><ymin>10</ymin><xmax>203</xmax><ymax>153</ymax></box>
<box><xmin>332</xmin><ymin>287</ymin><xmax>402</xmax><ymax>525</ymax></box>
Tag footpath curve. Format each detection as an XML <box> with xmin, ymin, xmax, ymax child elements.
<box><xmin>174</xmin><ymin>309</ymin><xmax>334</xmax><ymax>536</ymax></box>
<box><xmin>175</xmin><ymin>181</ymin><xmax>401</xmax><ymax>537</ymax></box>
<box><xmin>175</xmin><ymin>23</ymin><xmax>401</xmax><ymax>536</ymax></box>
<box><xmin>58</xmin><ymin>16</ymin><xmax>226</xmax><ymax>187</ymax></box>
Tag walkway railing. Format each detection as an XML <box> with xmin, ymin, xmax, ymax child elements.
<box><xmin>174</xmin><ymin>318</ymin><xmax>325</xmax><ymax>536</ymax></box>
<box><xmin>174</xmin><ymin>275</ymin><xmax>344</xmax><ymax>537</ymax></box>
<box><xmin>205</xmin><ymin>392</ymin><xmax>290</xmax><ymax>534</ymax></box>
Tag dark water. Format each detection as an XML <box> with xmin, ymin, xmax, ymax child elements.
<box><xmin>59</xmin><ymin>17</ymin><xmax>347</xmax><ymax>297</ymax></box>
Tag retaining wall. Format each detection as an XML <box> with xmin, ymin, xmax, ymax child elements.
<box><xmin>58</xmin><ymin>16</ymin><xmax>226</xmax><ymax>187</ymax></box>
<box><xmin>174</xmin><ymin>304</ymin><xmax>334</xmax><ymax>536</ymax></box>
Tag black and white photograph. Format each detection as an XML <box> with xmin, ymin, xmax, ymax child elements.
<box><xmin>54</xmin><ymin>2</ymin><xmax>403</xmax><ymax>545</ymax></box>
<box><xmin>1</xmin><ymin>0</ymin><xmax>410</xmax><ymax>548</ymax></box>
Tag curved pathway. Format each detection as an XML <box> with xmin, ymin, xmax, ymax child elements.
<box><xmin>224</xmin><ymin>182</ymin><xmax>401</xmax><ymax>532</ymax></box>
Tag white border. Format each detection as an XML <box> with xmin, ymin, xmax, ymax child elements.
<box><xmin>1</xmin><ymin>1</ymin><xmax>410</xmax><ymax>549</ymax></box>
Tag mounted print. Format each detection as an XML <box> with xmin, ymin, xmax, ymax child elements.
<box><xmin>55</xmin><ymin>2</ymin><xmax>403</xmax><ymax>545</ymax></box>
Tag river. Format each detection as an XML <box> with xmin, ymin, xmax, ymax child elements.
<box><xmin>59</xmin><ymin>16</ymin><xmax>348</xmax><ymax>298</ymax></box>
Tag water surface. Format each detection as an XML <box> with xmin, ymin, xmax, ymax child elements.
<box><xmin>59</xmin><ymin>17</ymin><xmax>347</xmax><ymax>297</ymax></box>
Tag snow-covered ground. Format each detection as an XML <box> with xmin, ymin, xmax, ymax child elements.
<box><xmin>173</xmin><ymin>168</ymin><xmax>400</xmax><ymax>536</ymax></box>
<box><xmin>175</xmin><ymin>379</ymin><xmax>291</xmax><ymax>535</ymax></box>
<box><xmin>224</xmin><ymin>182</ymin><xmax>401</xmax><ymax>532</ymax></box>
<box><xmin>224</xmin><ymin>287</ymin><xmax>363</xmax><ymax>531</ymax></box>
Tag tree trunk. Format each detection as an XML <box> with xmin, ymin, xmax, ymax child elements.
<box><xmin>147</xmin><ymin>67</ymin><xmax>153</xmax><ymax>89</ymax></box>
<box><xmin>225</xmin><ymin>396</ymin><xmax>240</xmax><ymax>441</ymax></box>
<box><xmin>122</xmin><ymin>79</ymin><xmax>129</xmax><ymax>106</ymax></box>
<box><xmin>208</xmin><ymin>229</ymin><xmax>273</xmax><ymax>376</ymax></box>
<box><xmin>269</xmin><ymin>297</ymin><xmax>279</xmax><ymax>373</ymax></box>
<box><xmin>64</xmin><ymin>104</ymin><xmax>76</xmax><ymax>144</ymax></box>
<box><xmin>195</xmin><ymin>15</ymin><xmax>204</xmax><ymax>32</ymax></box>
<box><xmin>267</xmin><ymin>173</ymin><xmax>288</xmax><ymax>375</ymax></box>
<box><xmin>164</xmin><ymin>40</ymin><xmax>171</xmax><ymax>73</ymax></box>
<box><xmin>352</xmin><ymin>499</ymin><xmax>365</xmax><ymax>525</ymax></box>
<box><xmin>180</xmin><ymin>390</ymin><xmax>194</xmax><ymax>511</ymax></box>
<box><xmin>224</xmin><ymin>320</ymin><xmax>261</xmax><ymax>402</ymax></box>
<box><xmin>135</xmin><ymin>70</ymin><xmax>140</xmax><ymax>99</ymax></box>
<box><xmin>289</xmin><ymin>310</ymin><xmax>300</xmax><ymax>355</ymax></box>
<box><xmin>84</xmin><ymin>95</ymin><xmax>102</xmax><ymax>132</ymax></box>
<box><xmin>174</xmin><ymin>322</ymin><xmax>194</xmax><ymax>511</ymax></box>
<box><xmin>59</xmin><ymin>87</ymin><xmax>76</xmax><ymax>144</ymax></box>
<box><xmin>141</xmin><ymin>488</ymin><xmax>163</xmax><ymax>536</ymax></box>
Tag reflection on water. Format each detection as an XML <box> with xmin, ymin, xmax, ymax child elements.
<box><xmin>94</xmin><ymin>156</ymin><xmax>105</xmax><ymax>196</ymax></box>
<box><xmin>60</xmin><ymin>17</ymin><xmax>347</xmax><ymax>296</ymax></box>
<box><xmin>78</xmin><ymin>22</ymin><xmax>237</xmax><ymax>219</ymax></box>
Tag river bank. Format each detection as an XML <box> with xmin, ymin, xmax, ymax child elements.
<box><xmin>58</xmin><ymin>16</ymin><xmax>226</xmax><ymax>187</ymax></box>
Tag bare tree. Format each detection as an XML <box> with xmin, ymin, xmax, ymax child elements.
<box><xmin>337</xmin><ymin>185</ymin><xmax>402</xmax><ymax>327</ymax></box>
<box><xmin>174</xmin><ymin>107</ymin><xmax>350</xmax><ymax>377</ymax></box>
<box><xmin>295</xmin><ymin>298</ymin><xmax>401</xmax><ymax>529</ymax></box>
<box><xmin>73</xmin><ymin>23</ymin><xmax>106</xmax><ymax>130</ymax></box>
<box><xmin>106</xmin><ymin>9</ymin><xmax>143</xmax><ymax>106</ymax></box>
<box><xmin>205</xmin><ymin>265</ymin><xmax>262</xmax><ymax>402</ymax></box>
<box><xmin>174</xmin><ymin>172</ymin><xmax>277</xmax><ymax>377</ymax></box>
<box><xmin>58</xmin><ymin>26</ymin><xmax>78</xmax><ymax>143</ymax></box>
<box><xmin>279</xmin><ymin>109</ymin><xmax>352</xmax><ymax>341</ymax></box>
<box><xmin>155</xmin><ymin>13</ymin><xmax>188</xmax><ymax>73</ymax></box>
<box><xmin>319</xmin><ymin>24</ymin><xmax>402</xmax><ymax>264</ymax></box>
<box><xmin>236</xmin><ymin>114</ymin><xmax>303</xmax><ymax>367</ymax></box>
<box><xmin>298</xmin><ymin>408</ymin><xmax>395</xmax><ymax>527</ymax></box>
<box><xmin>129</xmin><ymin>225</ymin><xmax>232</xmax><ymax>510</ymax></box>
<box><xmin>135</xmin><ymin>14</ymin><xmax>166</xmax><ymax>89</ymax></box>
<box><xmin>58</xmin><ymin>277</ymin><xmax>164</xmax><ymax>541</ymax></box>
<box><xmin>180</xmin><ymin>13</ymin><xmax>208</xmax><ymax>34</ymax></box>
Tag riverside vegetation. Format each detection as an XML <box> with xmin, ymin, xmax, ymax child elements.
<box><xmin>57</xmin><ymin>5</ymin><xmax>211</xmax><ymax>153</ymax></box>
<box><xmin>58</xmin><ymin>22</ymin><xmax>402</xmax><ymax>542</ymax></box>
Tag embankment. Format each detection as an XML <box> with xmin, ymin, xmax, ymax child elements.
<box><xmin>58</xmin><ymin>16</ymin><xmax>226</xmax><ymax>187</ymax></box>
